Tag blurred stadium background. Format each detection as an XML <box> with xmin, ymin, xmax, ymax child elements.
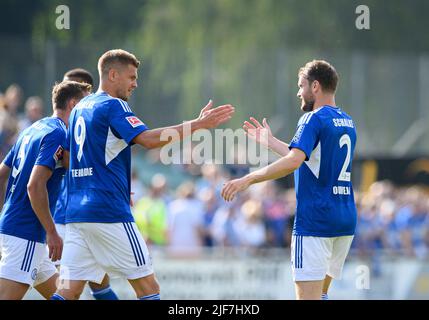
<box><xmin>1</xmin><ymin>0</ymin><xmax>429</xmax><ymax>299</ymax></box>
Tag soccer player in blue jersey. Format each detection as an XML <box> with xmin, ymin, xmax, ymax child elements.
<box><xmin>53</xmin><ymin>68</ymin><xmax>119</xmax><ymax>300</ymax></box>
<box><xmin>51</xmin><ymin>49</ymin><xmax>234</xmax><ymax>300</ymax></box>
<box><xmin>221</xmin><ymin>60</ymin><xmax>357</xmax><ymax>300</ymax></box>
<box><xmin>0</xmin><ymin>81</ymin><xmax>91</xmax><ymax>299</ymax></box>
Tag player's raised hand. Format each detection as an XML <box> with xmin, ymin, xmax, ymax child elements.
<box><xmin>243</xmin><ymin>117</ymin><xmax>273</xmax><ymax>148</ymax></box>
<box><xmin>196</xmin><ymin>100</ymin><xmax>235</xmax><ymax>129</ymax></box>
<box><xmin>221</xmin><ymin>177</ymin><xmax>251</xmax><ymax>202</ymax></box>
<box><xmin>47</xmin><ymin>230</ymin><xmax>63</xmax><ymax>262</ymax></box>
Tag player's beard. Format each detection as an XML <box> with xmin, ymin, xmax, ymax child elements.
<box><xmin>117</xmin><ymin>88</ymin><xmax>129</xmax><ymax>101</ymax></box>
<box><xmin>301</xmin><ymin>95</ymin><xmax>315</xmax><ymax>112</ymax></box>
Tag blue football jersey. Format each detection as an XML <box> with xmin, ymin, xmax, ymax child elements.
<box><xmin>66</xmin><ymin>91</ymin><xmax>148</xmax><ymax>223</ymax></box>
<box><xmin>53</xmin><ymin>175</ymin><xmax>67</xmax><ymax>225</ymax></box>
<box><xmin>0</xmin><ymin>117</ymin><xmax>67</xmax><ymax>243</ymax></box>
<box><xmin>289</xmin><ymin>105</ymin><xmax>357</xmax><ymax>237</ymax></box>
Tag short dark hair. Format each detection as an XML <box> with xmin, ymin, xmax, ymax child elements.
<box><xmin>98</xmin><ymin>49</ymin><xmax>140</xmax><ymax>77</ymax></box>
<box><xmin>299</xmin><ymin>60</ymin><xmax>339</xmax><ymax>93</ymax></box>
<box><xmin>63</xmin><ymin>68</ymin><xmax>94</xmax><ymax>87</ymax></box>
<box><xmin>51</xmin><ymin>81</ymin><xmax>91</xmax><ymax>110</ymax></box>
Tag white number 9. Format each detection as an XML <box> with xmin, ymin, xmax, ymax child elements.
<box><xmin>74</xmin><ymin>116</ymin><xmax>86</xmax><ymax>162</ymax></box>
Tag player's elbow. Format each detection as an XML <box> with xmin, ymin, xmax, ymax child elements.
<box><xmin>286</xmin><ymin>155</ymin><xmax>304</xmax><ymax>172</ymax></box>
<box><xmin>133</xmin><ymin>131</ymin><xmax>160</xmax><ymax>149</ymax></box>
<box><xmin>287</xmin><ymin>150</ymin><xmax>306</xmax><ymax>171</ymax></box>
<box><xmin>140</xmin><ymin>139</ymin><xmax>159</xmax><ymax>149</ymax></box>
<box><xmin>289</xmin><ymin>158</ymin><xmax>302</xmax><ymax>171</ymax></box>
<box><xmin>27</xmin><ymin>180</ymin><xmax>42</xmax><ymax>198</ymax></box>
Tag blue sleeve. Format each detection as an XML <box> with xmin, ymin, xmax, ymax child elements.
<box><xmin>289</xmin><ymin>113</ymin><xmax>321</xmax><ymax>160</ymax></box>
<box><xmin>35</xmin><ymin>128</ymin><xmax>66</xmax><ymax>171</ymax></box>
<box><xmin>108</xmin><ymin>99</ymin><xmax>149</xmax><ymax>145</ymax></box>
<box><xmin>2</xmin><ymin>146</ymin><xmax>15</xmax><ymax>168</ymax></box>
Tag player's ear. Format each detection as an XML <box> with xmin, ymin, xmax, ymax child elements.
<box><xmin>67</xmin><ymin>97</ymin><xmax>81</xmax><ymax>112</ymax></box>
<box><xmin>108</xmin><ymin>68</ymin><xmax>117</xmax><ymax>82</ymax></box>
<box><xmin>312</xmin><ymin>80</ymin><xmax>320</xmax><ymax>93</ymax></box>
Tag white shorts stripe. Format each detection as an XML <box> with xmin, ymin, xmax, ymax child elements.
<box><xmin>123</xmin><ymin>222</ymin><xmax>143</xmax><ymax>266</ymax></box>
<box><xmin>127</xmin><ymin>223</ymin><xmax>146</xmax><ymax>265</ymax></box>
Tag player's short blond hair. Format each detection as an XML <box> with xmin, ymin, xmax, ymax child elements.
<box><xmin>98</xmin><ymin>49</ymin><xmax>140</xmax><ymax>77</ymax></box>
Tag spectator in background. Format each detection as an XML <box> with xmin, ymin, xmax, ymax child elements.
<box><xmin>260</xmin><ymin>181</ymin><xmax>291</xmax><ymax>247</ymax></box>
<box><xmin>131</xmin><ymin>170</ymin><xmax>147</xmax><ymax>205</ymax></box>
<box><xmin>18</xmin><ymin>96</ymin><xmax>44</xmax><ymax>131</ymax></box>
<box><xmin>198</xmin><ymin>187</ymin><xmax>219</xmax><ymax>247</ymax></box>
<box><xmin>396</xmin><ymin>187</ymin><xmax>429</xmax><ymax>258</ymax></box>
<box><xmin>210</xmin><ymin>192</ymin><xmax>250</xmax><ymax>248</ymax></box>
<box><xmin>0</xmin><ymin>94</ymin><xmax>18</xmax><ymax>161</ymax></box>
<box><xmin>195</xmin><ymin>163</ymin><xmax>225</xmax><ymax>200</ymax></box>
<box><xmin>4</xmin><ymin>84</ymin><xmax>23</xmax><ymax>117</ymax></box>
<box><xmin>167</xmin><ymin>181</ymin><xmax>205</xmax><ymax>257</ymax></box>
<box><xmin>235</xmin><ymin>199</ymin><xmax>266</xmax><ymax>250</ymax></box>
<box><xmin>133</xmin><ymin>174</ymin><xmax>169</xmax><ymax>246</ymax></box>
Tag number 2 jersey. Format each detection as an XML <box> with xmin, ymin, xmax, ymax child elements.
<box><xmin>66</xmin><ymin>91</ymin><xmax>148</xmax><ymax>224</ymax></box>
<box><xmin>289</xmin><ymin>105</ymin><xmax>357</xmax><ymax>237</ymax></box>
<box><xmin>0</xmin><ymin>117</ymin><xmax>66</xmax><ymax>243</ymax></box>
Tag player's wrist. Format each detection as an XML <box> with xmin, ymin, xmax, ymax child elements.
<box><xmin>45</xmin><ymin>223</ymin><xmax>57</xmax><ymax>235</ymax></box>
<box><xmin>243</xmin><ymin>174</ymin><xmax>255</xmax><ymax>187</ymax></box>
<box><xmin>189</xmin><ymin>118</ymin><xmax>204</xmax><ymax>131</ymax></box>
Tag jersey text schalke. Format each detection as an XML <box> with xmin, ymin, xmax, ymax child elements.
<box><xmin>289</xmin><ymin>106</ymin><xmax>357</xmax><ymax>237</ymax></box>
<box><xmin>66</xmin><ymin>92</ymin><xmax>148</xmax><ymax>223</ymax></box>
<box><xmin>0</xmin><ymin>117</ymin><xmax>66</xmax><ymax>243</ymax></box>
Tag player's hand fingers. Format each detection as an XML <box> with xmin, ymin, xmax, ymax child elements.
<box><xmin>210</xmin><ymin>106</ymin><xmax>234</xmax><ymax>118</ymax></box>
<box><xmin>262</xmin><ymin>118</ymin><xmax>272</xmax><ymax>132</ymax></box>
<box><xmin>50</xmin><ymin>246</ymin><xmax>57</xmax><ymax>261</ymax></box>
<box><xmin>243</xmin><ymin>126</ymin><xmax>255</xmax><ymax>137</ymax></box>
<box><xmin>201</xmin><ymin>99</ymin><xmax>213</xmax><ymax>113</ymax></box>
<box><xmin>216</xmin><ymin>115</ymin><xmax>233</xmax><ymax>125</ymax></box>
<box><xmin>221</xmin><ymin>183</ymin><xmax>230</xmax><ymax>201</ymax></box>
<box><xmin>243</xmin><ymin>121</ymin><xmax>256</xmax><ymax>130</ymax></box>
<box><xmin>250</xmin><ymin>117</ymin><xmax>263</xmax><ymax>128</ymax></box>
<box><xmin>58</xmin><ymin>245</ymin><xmax>63</xmax><ymax>261</ymax></box>
<box><xmin>209</xmin><ymin>104</ymin><xmax>231</xmax><ymax>113</ymax></box>
<box><xmin>223</xmin><ymin>183</ymin><xmax>234</xmax><ymax>202</ymax></box>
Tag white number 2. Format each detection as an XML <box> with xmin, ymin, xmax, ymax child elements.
<box><xmin>338</xmin><ymin>134</ymin><xmax>351</xmax><ymax>182</ymax></box>
<box><xmin>74</xmin><ymin>116</ymin><xmax>86</xmax><ymax>162</ymax></box>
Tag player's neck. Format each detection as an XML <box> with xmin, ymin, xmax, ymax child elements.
<box><xmin>98</xmin><ymin>83</ymin><xmax>117</xmax><ymax>98</ymax></box>
<box><xmin>52</xmin><ymin>110</ymin><xmax>69</xmax><ymax>127</ymax></box>
<box><xmin>313</xmin><ymin>96</ymin><xmax>336</xmax><ymax>111</ymax></box>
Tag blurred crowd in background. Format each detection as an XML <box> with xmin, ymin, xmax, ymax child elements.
<box><xmin>1</xmin><ymin>83</ymin><xmax>429</xmax><ymax>264</ymax></box>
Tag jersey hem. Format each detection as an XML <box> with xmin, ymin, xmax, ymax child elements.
<box><xmin>64</xmin><ymin>218</ymin><xmax>135</xmax><ymax>224</ymax></box>
<box><xmin>292</xmin><ymin>230</ymin><xmax>355</xmax><ymax>238</ymax></box>
<box><xmin>0</xmin><ymin>229</ymin><xmax>45</xmax><ymax>243</ymax></box>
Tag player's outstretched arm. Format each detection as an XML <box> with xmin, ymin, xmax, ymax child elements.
<box><xmin>243</xmin><ymin>117</ymin><xmax>290</xmax><ymax>157</ymax></box>
<box><xmin>133</xmin><ymin>100</ymin><xmax>235</xmax><ymax>149</ymax></box>
<box><xmin>27</xmin><ymin>165</ymin><xmax>63</xmax><ymax>261</ymax></box>
<box><xmin>0</xmin><ymin>163</ymin><xmax>10</xmax><ymax>209</ymax></box>
<box><xmin>221</xmin><ymin>148</ymin><xmax>306</xmax><ymax>202</ymax></box>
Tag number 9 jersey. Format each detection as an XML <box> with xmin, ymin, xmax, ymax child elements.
<box><xmin>289</xmin><ymin>105</ymin><xmax>357</xmax><ymax>237</ymax></box>
<box><xmin>66</xmin><ymin>91</ymin><xmax>148</xmax><ymax>224</ymax></box>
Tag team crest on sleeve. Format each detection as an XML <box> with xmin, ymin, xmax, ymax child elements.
<box><xmin>126</xmin><ymin>116</ymin><xmax>145</xmax><ymax>128</ymax></box>
<box><xmin>53</xmin><ymin>145</ymin><xmax>64</xmax><ymax>162</ymax></box>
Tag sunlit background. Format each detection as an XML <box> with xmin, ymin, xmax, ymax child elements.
<box><xmin>1</xmin><ymin>0</ymin><xmax>429</xmax><ymax>299</ymax></box>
